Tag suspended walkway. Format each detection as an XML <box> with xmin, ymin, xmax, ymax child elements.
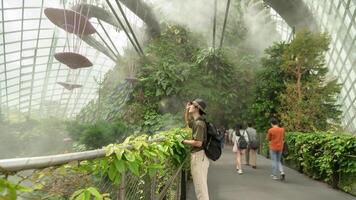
<box><xmin>187</xmin><ymin>145</ymin><xmax>355</xmax><ymax>200</ymax></box>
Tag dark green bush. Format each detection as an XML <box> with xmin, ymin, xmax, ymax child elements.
<box><xmin>285</xmin><ymin>132</ymin><xmax>356</xmax><ymax>193</ymax></box>
<box><xmin>66</xmin><ymin>120</ymin><xmax>131</xmax><ymax>149</ymax></box>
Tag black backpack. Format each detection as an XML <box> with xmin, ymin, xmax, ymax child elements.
<box><xmin>201</xmin><ymin>120</ymin><xmax>222</xmax><ymax>161</ymax></box>
<box><xmin>237</xmin><ymin>131</ymin><xmax>248</xmax><ymax>149</ymax></box>
<box><xmin>282</xmin><ymin>142</ymin><xmax>288</xmax><ymax>157</ymax></box>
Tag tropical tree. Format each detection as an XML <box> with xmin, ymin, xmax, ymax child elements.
<box><xmin>251</xmin><ymin>42</ymin><xmax>287</xmax><ymax>131</ymax></box>
<box><xmin>279</xmin><ymin>30</ymin><xmax>341</xmax><ymax>131</ymax></box>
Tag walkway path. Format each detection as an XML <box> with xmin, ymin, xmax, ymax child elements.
<box><xmin>187</xmin><ymin>145</ymin><xmax>355</xmax><ymax>200</ymax></box>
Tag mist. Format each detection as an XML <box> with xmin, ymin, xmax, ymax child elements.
<box><xmin>0</xmin><ymin>116</ymin><xmax>71</xmax><ymax>159</ymax></box>
<box><xmin>148</xmin><ymin>0</ymin><xmax>281</xmax><ymax>53</ymax></box>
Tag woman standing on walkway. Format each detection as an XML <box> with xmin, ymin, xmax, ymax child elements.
<box><xmin>183</xmin><ymin>99</ymin><xmax>210</xmax><ymax>200</ymax></box>
<box><xmin>233</xmin><ymin>124</ymin><xmax>248</xmax><ymax>174</ymax></box>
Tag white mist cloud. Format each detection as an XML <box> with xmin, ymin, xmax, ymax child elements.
<box><xmin>239</xmin><ymin>0</ymin><xmax>280</xmax><ymax>53</ymax></box>
<box><xmin>148</xmin><ymin>0</ymin><xmax>227</xmax><ymax>45</ymax></box>
<box><xmin>147</xmin><ymin>0</ymin><xmax>281</xmax><ymax>52</ymax></box>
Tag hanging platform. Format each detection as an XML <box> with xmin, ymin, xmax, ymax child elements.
<box><xmin>57</xmin><ymin>82</ymin><xmax>83</xmax><ymax>90</ymax></box>
<box><xmin>44</xmin><ymin>8</ymin><xmax>96</xmax><ymax>35</ymax></box>
<box><xmin>54</xmin><ymin>52</ymin><xmax>93</xmax><ymax>69</ymax></box>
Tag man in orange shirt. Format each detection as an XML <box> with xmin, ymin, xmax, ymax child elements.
<box><xmin>267</xmin><ymin>118</ymin><xmax>285</xmax><ymax>181</ymax></box>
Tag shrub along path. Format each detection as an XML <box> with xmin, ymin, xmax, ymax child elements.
<box><xmin>187</xmin><ymin>145</ymin><xmax>355</xmax><ymax>200</ymax></box>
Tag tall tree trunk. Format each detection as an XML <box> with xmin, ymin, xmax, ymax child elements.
<box><xmin>296</xmin><ymin>62</ymin><xmax>302</xmax><ymax>130</ymax></box>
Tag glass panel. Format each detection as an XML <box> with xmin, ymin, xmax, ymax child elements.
<box><xmin>4</xmin><ymin>21</ymin><xmax>22</xmax><ymax>32</ymax></box>
<box><xmin>21</xmin><ymin>67</ymin><xmax>33</xmax><ymax>74</ymax></box>
<box><xmin>3</xmin><ymin>1</ymin><xmax>23</xmax><ymax>8</ymax></box>
<box><xmin>5</xmin><ymin>42</ymin><xmax>21</xmax><ymax>50</ymax></box>
<box><xmin>344</xmin><ymin>10</ymin><xmax>351</xmax><ymax>25</ymax></box>
<box><xmin>23</xmin><ymin>19</ymin><xmax>39</xmax><ymax>30</ymax></box>
<box><xmin>39</xmin><ymin>29</ymin><xmax>53</xmax><ymax>39</ymax></box>
<box><xmin>22</xmin><ymin>49</ymin><xmax>35</xmax><ymax>57</ymax></box>
<box><xmin>37</xmin><ymin>48</ymin><xmax>50</xmax><ymax>56</ymax></box>
<box><xmin>23</xmin><ymin>40</ymin><xmax>37</xmax><ymax>49</ymax></box>
<box><xmin>22</xmin><ymin>58</ymin><xmax>33</xmax><ymax>66</ymax></box>
<box><xmin>20</xmin><ymin>81</ymin><xmax>31</xmax><ymax>89</ymax></box>
<box><xmin>5</xmin><ymin>52</ymin><xmax>20</xmax><ymax>64</ymax></box>
<box><xmin>24</xmin><ymin>8</ymin><xmax>41</xmax><ymax>19</ymax></box>
<box><xmin>3</xmin><ymin>9</ymin><xmax>22</xmax><ymax>21</ymax></box>
<box><xmin>6</xmin><ymin>69</ymin><xmax>20</xmax><ymax>79</ymax></box>
<box><xmin>7</xmin><ymin>77</ymin><xmax>18</xmax><ymax>87</ymax></box>
<box><xmin>339</xmin><ymin>2</ymin><xmax>346</xmax><ymax>16</ymax></box>
<box><xmin>23</xmin><ymin>30</ymin><xmax>38</xmax><ymax>40</ymax></box>
<box><xmin>350</xmin><ymin>70</ymin><xmax>356</xmax><ymax>82</ymax></box>
<box><xmin>7</xmin><ymin>84</ymin><xmax>19</xmax><ymax>94</ymax></box>
<box><xmin>4</xmin><ymin>32</ymin><xmax>21</xmax><ymax>43</ymax></box>
<box><xmin>38</xmin><ymin>38</ymin><xmax>53</xmax><ymax>48</ymax></box>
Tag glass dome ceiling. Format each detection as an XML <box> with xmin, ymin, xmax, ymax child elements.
<box><xmin>0</xmin><ymin>0</ymin><xmax>355</xmax><ymax>134</ymax></box>
<box><xmin>0</xmin><ymin>0</ymin><xmax>146</xmax><ymax>119</ymax></box>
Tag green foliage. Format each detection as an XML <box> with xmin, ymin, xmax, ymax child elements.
<box><xmin>134</xmin><ymin>25</ymin><xmax>255</xmax><ymax>128</ymax></box>
<box><xmin>137</xmin><ymin>25</ymin><xmax>198</xmax><ymax>106</ymax></box>
<box><xmin>76</xmin><ymin>21</ymin><xmax>261</xmax><ymax>131</ymax></box>
<box><xmin>103</xmin><ymin>128</ymin><xmax>190</xmax><ymax>185</ymax></box>
<box><xmin>70</xmin><ymin>187</ymin><xmax>110</xmax><ymax>200</ymax></box>
<box><xmin>66</xmin><ymin>120</ymin><xmax>132</xmax><ymax>149</ymax></box>
<box><xmin>285</xmin><ymin>132</ymin><xmax>356</xmax><ymax>192</ymax></box>
<box><xmin>279</xmin><ymin>30</ymin><xmax>341</xmax><ymax>131</ymax></box>
<box><xmin>1</xmin><ymin>128</ymin><xmax>190</xmax><ymax>200</ymax></box>
<box><xmin>0</xmin><ymin>178</ymin><xmax>32</xmax><ymax>200</ymax></box>
<box><xmin>251</xmin><ymin>42</ymin><xmax>287</xmax><ymax>131</ymax></box>
<box><xmin>252</xmin><ymin>30</ymin><xmax>341</xmax><ymax>132</ymax></box>
<box><xmin>141</xmin><ymin>112</ymin><xmax>184</xmax><ymax>133</ymax></box>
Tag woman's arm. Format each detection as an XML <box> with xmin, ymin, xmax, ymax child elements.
<box><xmin>182</xmin><ymin>139</ymin><xmax>203</xmax><ymax>147</ymax></box>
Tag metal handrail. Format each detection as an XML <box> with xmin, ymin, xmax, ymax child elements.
<box><xmin>0</xmin><ymin>138</ymin><xmax>165</xmax><ymax>173</ymax></box>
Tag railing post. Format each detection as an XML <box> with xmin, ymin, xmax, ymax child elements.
<box><xmin>118</xmin><ymin>171</ymin><xmax>126</xmax><ymax>200</ymax></box>
<box><xmin>151</xmin><ymin>174</ymin><xmax>157</xmax><ymax>200</ymax></box>
<box><xmin>331</xmin><ymin>163</ymin><xmax>340</xmax><ymax>189</ymax></box>
<box><xmin>180</xmin><ymin>170</ymin><xmax>187</xmax><ymax>200</ymax></box>
<box><xmin>176</xmin><ymin>170</ymin><xmax>182</xmax><ymax>200</ymax></box>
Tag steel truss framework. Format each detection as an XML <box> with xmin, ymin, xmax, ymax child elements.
<box><xmin>0</xmin><ymin>0</ymin><xmax>146</xmax><ymax>119</ymax></box>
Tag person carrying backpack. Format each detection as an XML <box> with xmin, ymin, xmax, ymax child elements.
<box><xmin>232</xmin><ymin>124</ymin><xmax>248</xmax><ymax>174</ymax></box>
<box><xmin>182</xmin><ymin>98</ymin><xmax>210</xmax><ymax>200</ymax></box>
<box><xmin>245</xmin><ymin>122</ymin><xmax>258</xmax><ymax>169</ymax></box>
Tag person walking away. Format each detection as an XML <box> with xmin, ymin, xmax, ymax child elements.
<box><xmin>245</xmin><ymin>122</ymin><xmax>258</xmax><ymax>168</ymax></box>
<box><xmin>219</xmin><ymin>127</ymin><xmax>226</xmax><ymax>149</ymax></box>
<box><xmin>233</xmin><ymin>124</ymin><xmax>248</xmax><ymax>174</ymax></box>
<box><xmin>182</xmin><ymin>99</ymin><xmax>210</xmax><ymax>200</ymax></box>
<box><xmin>267</xmin><ymin>118</ymin><xmax>285</xmax><ymax>180</ymax></box>
<box><xmin>230</xmin><ymin>128</ymin><xmax>236</xmax><ymax>145</ymax></box>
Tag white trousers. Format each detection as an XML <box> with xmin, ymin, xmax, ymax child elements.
<box><xmin>191</xmin><ymin>150</ymin><xmax>210</xmax><ymax>200</ymax></box>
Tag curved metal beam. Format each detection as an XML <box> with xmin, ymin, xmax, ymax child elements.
<box><xmin>81</xmin><ymin>35</ymin><xmax>117</xmax><ymax>61</ymax></box>
<box><xmin>118</xmin><ymin>0</ymin><xmax>161</xmax><ymax>37</ymax></box>
<box><xmin>73</xmin><ymin>2</ymin><xmax>160</xmax><ymax>37</ymax></box>
<box><xmin>72</xmin><ymin>4</ymin><xmax>124</xmax><ymax>31</ymax></box>
<box><xmin>263</xmin><ymin>0</ymin><xmax>318</xmax><ymax>31</ymax></box>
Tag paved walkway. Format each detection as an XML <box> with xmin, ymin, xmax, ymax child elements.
<box><xmin>187</xmin><ymin>145</ymin><xmax>355</xmax><ymax>200</ymax></box>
